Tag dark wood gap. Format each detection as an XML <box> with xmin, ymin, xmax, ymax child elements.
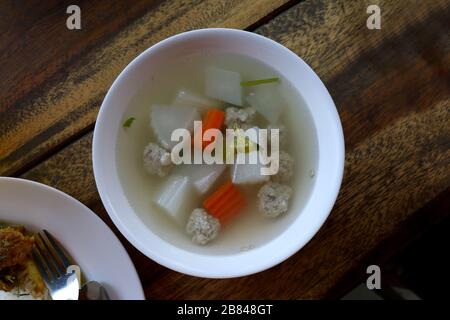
<box><xmin>244</xmin><ymin>0</ymin><xmax>303</xmax><ymax>31</ymax></box>
<box><xmin>11</xmin><ymin>122</ymin><xmax>96</xmax><ymax>177</ymax></box>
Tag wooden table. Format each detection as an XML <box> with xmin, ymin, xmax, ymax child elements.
<box><xmin>1</xmin><ymin>0</ymin><xmax>449</xmax><ymax>299</ymax></box>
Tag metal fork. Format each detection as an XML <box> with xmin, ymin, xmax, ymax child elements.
<box><xmin>32</xmin><ymin>230</ymin><xmax>80</xmax><ymax>300</ymax></box>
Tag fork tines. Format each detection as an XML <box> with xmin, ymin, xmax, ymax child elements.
<box><xmin>33</xmin><ymin>230</ymin><xmax>72</xmax><ymax>283</ymax></box>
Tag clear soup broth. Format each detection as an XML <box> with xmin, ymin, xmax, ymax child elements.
<box><xmin>116</xmin><ymin>52</ymin><xmax>318</xmax><ymax>255</ymax></box>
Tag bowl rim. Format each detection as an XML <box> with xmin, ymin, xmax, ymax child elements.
<box><xmin>93</xmin><ymin>28</ymin><xmax>345</xmax><ymax>278</ymax></box>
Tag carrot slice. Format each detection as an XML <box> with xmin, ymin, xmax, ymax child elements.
<box><xmin>193</xmin><ymin>108</ymin><xmax>225</xmax><ymax>148</ymax></box>
<box><xmin>203</xmin><ymin>181</ymin><xmax>233</xmax><ymax>209</ymax></box>
<box><xmin>203</xmin><ymin>180</ymin><xmax>246</xmax><ymax>224</ymax></box>
<box><xmin>203</xmin><ymin>182</ymin><xmax>232</xmax><ymax>216</ymax></box>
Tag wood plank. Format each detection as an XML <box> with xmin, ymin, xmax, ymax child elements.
<box><xmin>0</xmin><ymin>0</ymin><xmax>290</xmax><ymax>176</ymax></box>
<box><xmin>255</xmin><ymin>0</ymin><xmax>449</xmax><ymax>150</ymax></box>
<box><xmin>20</xmin><ymin>0</ymin><xmax>450</xmax><ymax>298</ymax></box>
<box><xmin>22</xmin><ymin>102</ymin><xmax>449</xmax><ymax>298</ymax></box>
<box><xmin>324</xmin><ymin>186</ymin><xmax>450</xmax><ymax>299</ymax></box>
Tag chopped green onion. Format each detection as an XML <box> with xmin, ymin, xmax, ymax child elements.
<box><xmin>240</xmin><ymin>77</ymin><xmax>280</xmax><ymax>87</ymax></box>
<box><xmin>123</xmin><ymin>117</ymin><xmax>135</xmax><ymax>128</ymax></box>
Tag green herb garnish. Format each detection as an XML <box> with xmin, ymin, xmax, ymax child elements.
<box><xmin>123</xmin><ymin>117</ymin><xmax>135</xmax><ymax>128</ymax></box>
<box><xmin>240</xmin><ymin>77</ymin><xmax>280</xmax><ymax>87</ymax></box>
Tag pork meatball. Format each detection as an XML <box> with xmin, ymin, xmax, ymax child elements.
<box><xmin>272</xmin><ymin>151</ymin><xmax>294</xmax><ymax>183</ymax></box>
<box><xmin>257</xmin><ymin>182</ymin><xmax>292</xmax><ymax>218</ymax></box>
<box><xmin>143</xmin><ymin>142</ymin><xmax>172</xmax><ymax>177</ymax></box>
<box><xmin>186</xmin><ymin>208</ymin><xmax>221</xmax><ymax>245</ymax></box>
<box><xmin>225</xmin><ymin>107</ymin><xmax>256</xmax><ymax>128</ymax></box>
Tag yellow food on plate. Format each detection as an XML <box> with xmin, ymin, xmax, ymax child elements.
<box><xmin>0</xmin><ymin>225</ymin><xmax>48</xmax><ymax>300</ymax></box>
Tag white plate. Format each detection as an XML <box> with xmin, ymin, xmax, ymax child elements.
<box><xmin>0</xmin><ymin>177</ymin><xmax>144</xmax><ymax>300</ymax></box>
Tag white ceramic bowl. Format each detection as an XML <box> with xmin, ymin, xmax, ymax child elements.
<box><xmin>93</xmin><ymin>28</ymin><xmax>344</xmax><ymax>278</ymax></box>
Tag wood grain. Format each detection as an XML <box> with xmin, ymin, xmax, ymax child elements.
<box><xmin>255</xmin><ymin>0</ymin><xmax>449</xmax><ymax>150</ymax></box>
<box><xmin>22</xmin><ymin>102</ymin><xmax>449</xmax><ymax>299</ymax></box>
<box><xmin>18</xmin><ymin>0</ymin><xmax>450</xmax><ymax>299</ymax></box>
<box><xmin>0</xmin><ymin>0</ymin><xmax>290</xmax><ymax>176</ymax></box>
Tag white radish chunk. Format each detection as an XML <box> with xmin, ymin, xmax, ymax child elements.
<box><xmin>153</xmin><ymin>175</ymin><xmax>198</xmax><ymax>225</ymax></box>
<box><xmin>173</xmin><ymin>88</ymin><xmax>221</xmax><ymax>112</ymax></box>
<box><xmin>246</xmin><ymin>86</ymin><xmax>282</xmax><ymax>123</ymax></box>
<box><xmin>150</xmin><ymin>104</ymin><xmax>200</xmax><ymax>150</ymax></box>
<box><xmin>205</xmin><ymin>67</ymin><xmax>242</xmax><ymax>106</ymax></box>
<box><xmin>231</xmin><ymin>151</ymin><xmax>270</xmax><ymax>185</ymax></box>
<box><xmin>175</xmin><ymin>163</ymin><xmax>226</xmax><ymax>195</ymax></box>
